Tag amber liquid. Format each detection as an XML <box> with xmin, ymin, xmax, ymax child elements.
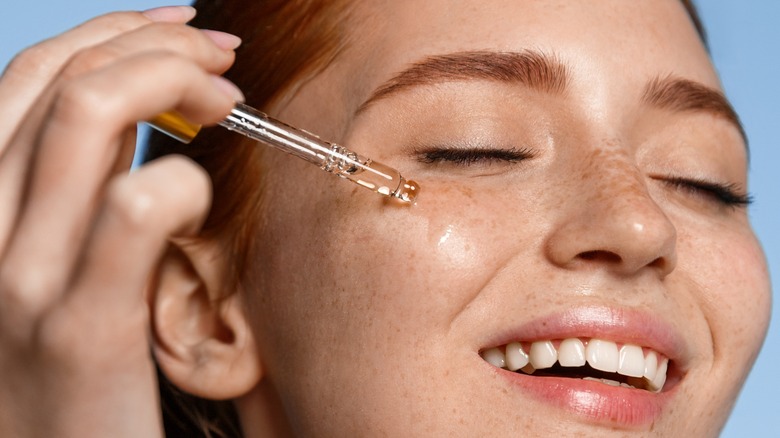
<box><xmin>337</xmin><ymin>160</ymin><xmax>420</xmax><ymax>203</ymax></box>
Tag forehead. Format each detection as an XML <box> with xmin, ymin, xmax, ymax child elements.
<box><xmin>333</xmin><ymin>0</ymin><xmax>718</xmax><ymax>112</ymax></box>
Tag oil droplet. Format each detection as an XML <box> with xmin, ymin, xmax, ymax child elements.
<box><xmin>438</xmin><ymin>225</ymin><xmax>453</xmax><ymax>247</ymax></box>
<box><xmin>395</xmin><ymin>179</ymin><xmax>420</xmax><ymax>203</ymax></box>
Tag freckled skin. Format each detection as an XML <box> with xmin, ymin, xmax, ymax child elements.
<box><xmin>233</xmin><ymin>1</ymin><xmax>770</xmax><ymax>437</ymax></box>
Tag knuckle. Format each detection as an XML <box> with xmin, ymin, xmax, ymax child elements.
<box><xmin>105</xmin><ymin>177</ymin><xmax>159</xmax><ymax>231</ymax></box>
<box><xmin>0</xmin><ymin>263</ymin><xmax>59</xmax><ymax>316</ymax></box>
<box><xmin>4</xmin><ymin>43</ymin><xmax>58</xmax><ymax>80</ymax></box>
<box><xmin>92</xmin><ymin>10</ymin><xmax>152</xmax><ymax>31</ymax></box>
<box><xmin>51</xmin><ymin>79</ymin><xmax>114</xmax><ymax>127</ymax></box>
<box><xmin>62</xmin><ymin>44</ymin><xmax>123</xmax><ymax>79</ymax></box>
<box><xmin>156</xmin><ymin>22</ymin><xmax>201</xmax><ymax>49</ymax></box>
<box><xmin>146</xmin><ymin>156</ymin><xmax>212</xmax><ymax>211</ymax></box>
<box><xmin>145</xmin><ymin>50</ymin><xmax>191</xmax><ymax>72</ymax></box>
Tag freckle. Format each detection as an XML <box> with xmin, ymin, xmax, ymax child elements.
<box><xmin>461</xmin><ymin>185</ymin><xmax>475</xmax><ymax>199</ymax></box>
<box><xmin>569</xmin><ymin>140</ymin><xmax>651</xmax><ymax>213</ymax></box>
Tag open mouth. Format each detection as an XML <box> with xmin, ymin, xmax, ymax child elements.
<box><xmin>480</xmin><ymin>338</ymin><xmax>669</xmax><ymax>392</ymax></box>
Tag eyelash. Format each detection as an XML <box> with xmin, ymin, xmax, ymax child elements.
<box><xmin>662</xmin><ymin>176</ymin><xmax>753</xmax><ymax>207</ymax></box>
<box><xmin>416</xmin><ymin>147</ymin><xmax>753</xmax><ymax>208</ymax></box>
<box><xmin>416</xmin><ymin>147</ymin><xmax>535</xmax><ymax>165</ymax></box>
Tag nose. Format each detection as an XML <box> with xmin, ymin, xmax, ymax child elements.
<box><xmin>544</xmin><ymin>151</ymin><xmax>677</xmax><ymax>278</ymax></box>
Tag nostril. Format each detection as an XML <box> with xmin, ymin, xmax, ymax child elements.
<box><xmin>647</xmin><ymin>255</ymin><xmax>670</xmax><ymax>273</ymax></box>
<box><xmin>579</xmin><ymin>250</ymin><xmax>622</xmax><ymax>264</ymax></box>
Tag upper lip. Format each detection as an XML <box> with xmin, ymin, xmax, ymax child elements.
<box><xmin>478</xmin><ymin>304</ymin><xmax>690</xmax><ymax>370</ymax></box>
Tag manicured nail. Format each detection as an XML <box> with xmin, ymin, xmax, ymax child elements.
<box><xmin>211</xmin><ymin>76</ymin><xmax>245</xmax><ymax>102</ymax></box>
<box><xmin>142</xmin><ymin>5</ymin><xmax>197</xmax><ymax>23</ymax></box>
<box><xmin>201</xmin><ymin>30</ymin><xmax>242</xmax><ymax>51</ymax></box>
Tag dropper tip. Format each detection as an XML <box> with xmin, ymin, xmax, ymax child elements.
<box><xmin>394</xmin><ymin>179</ymin><xmax>420</xmax><ymax>203</ymax></box>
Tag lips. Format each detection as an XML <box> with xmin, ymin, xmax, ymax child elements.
<box><xmin>480</xmin><ymin>338</ymin><xmax>669</xmax><ymax>392</ymax></box>
<box><xmin>477</xmin><ymin>306</ymin><xmax>687</xmax><ymax>427</ymax></box>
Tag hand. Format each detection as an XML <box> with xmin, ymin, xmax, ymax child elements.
<box><xmin>0</xmin><ymin>6</ymin><xmax>241</xmax><ymax>436</ymax></box>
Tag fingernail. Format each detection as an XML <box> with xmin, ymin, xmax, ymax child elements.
<box><xmin>211</xmin><ymin>76</ymin><xmax>245</xmax><ymax>102</ymax></box>
<box><xmin>201</xmin><ymin>30</ymin><xmax>242</xmax><ymax>51</ymax></box>
<box><xmin>142</xmin><ymin>5</ymin><xmax>197</xmax><ymax>23</ymax></box>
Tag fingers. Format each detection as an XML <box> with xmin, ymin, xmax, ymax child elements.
<box><xmin>0</xmin><ymin>51</ymin><xmax>239</xmax><ymax>318</ymax></box>
<box><xmin>0</xmin><ymin>13</ymin><xmax>238</xmax><ymax>158</ymax></box>
<box><xmin>0</xmin><ymin>10</ymin><xmax>241</xmax><ymax>253</ymax></box>
<box><xmin>0</xmin><ymin>7</ymin><xmax>196</xmax><ymax>150</ymax></box>
<box><xmin>49</xmin><ymin>155</ymin><xmax>211</xmax><ymax>348</ymax></box>
<box><xmin>0</xmin><ymin>9</ymin><xmax>230</xmax><ymax>436</ymax></box>
<box><xmin>65</xmin><ymin>156</ymin><xmax>211</xmax><ymax>317</ymax></box>
<box><xmin>54</xmin><ymin>22</ymin><xmax>239</xmax><ymax>81</ymax></box>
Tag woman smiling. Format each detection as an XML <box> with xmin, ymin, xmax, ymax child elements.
<box><xmin>0</xmin><ymin>1</ymin><xmax>770</xmax><ymax>436</ymax></box>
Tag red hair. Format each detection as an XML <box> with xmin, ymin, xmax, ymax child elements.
<box><xmin>145</xmin><ymin>1</ymin><xmax>353</xmax><ymax>436</ymax></box>
<box><xmin>145</xmin><ymin>0</ymin><xmax>353</xmax><ymax>295</ymax></box>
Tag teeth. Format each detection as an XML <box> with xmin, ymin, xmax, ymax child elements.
<box><xmin>481</xmin><ymin>338</ymin><xmax>671</xmax><ymax>392</ymax></box>
<box><xmin>529</xmin><ymin>341</ymin><xmax>557</xmax><ymax>369</ymax></box>
<box><xmin>558</xmin><ymin>338</ymin><xmax>586</xmax><ymax>367</ymax></box>
<box><xmin>618</xmin><ymin>344</ymin><xmax>645</xmax><ymax>378</ymax></box>
<box><xmin>643</xmin><ymin>350</ymin><xmax>658</xmax><ymax>382</ymax></box>
<box><xmin>481</xmin><ymin>347</ymin><xmax>506</xmax><ymax>368</ymax></box>
<box><xmin>649</xmin><ymin>358</ymin><xmax>669</xmax><ymax>392</ymax></box>
<box><xmin>586</xmin><ymin>339</ymin><xmax>619</xmax><ymax>373</ymax></box>
<box><xmin>584</xmin><ymin>377</ymin><xmax>621</xmax><ymax>387</ymax></box>
<box><xmin>505</xmin><ymin>342</ymin><xmax>529</xmax><ymax>371</ymax></box>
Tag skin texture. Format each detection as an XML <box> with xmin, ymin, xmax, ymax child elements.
<box><xmin>0</xmin><ymin>1</ymin><xmax>770</xmax><ymax>437</ymax></box>
<box><xmin>221</xmin><ymin>0</ymin><xmax>770</xmax><ymax>436</ymax></box>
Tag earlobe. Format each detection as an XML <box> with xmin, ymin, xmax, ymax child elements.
<box><xmin>148</xmin><ymin>240</ymin><xmax>262</xmax><ymax>400</ymax></box>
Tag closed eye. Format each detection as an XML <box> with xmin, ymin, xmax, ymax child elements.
<box><xmin>415</xmin><ymin>146</ymin><xmax>535</xmax><ymax>166</ymax></box>
<box><xmin>662</xmin><ymin>176</ymin><xmax>753</xmax><ymax>208</ymax></box>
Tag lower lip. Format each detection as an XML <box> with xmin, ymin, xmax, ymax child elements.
<box><xmin>494</xmin><ymin>367</ymin><xmax>673</xmax><ymax>427</ymax></box>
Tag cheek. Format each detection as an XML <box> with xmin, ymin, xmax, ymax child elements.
<box><xmin>665</xmin><ymin>220</ymin><xmax>770</xmax><ymax>428</ymax></box>
<box><xmin>269</xmin><ymin>181</ymin><xmax>518</xmax><ymax>333</ymax></box>
<box><xmin>247</xmin><ymin>169</ymin><xmax>542</xmax><ymax>426</ymax></box>
<box><xmin>676</xmin><ymin>220</ymin><xmax>770</xmax><ymax>377</ymax></box>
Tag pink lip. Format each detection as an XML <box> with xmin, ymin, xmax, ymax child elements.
<box><xmin>480</xmin><ymin>305</ymin><xmax>689</xmax><ymax>427</ymax></box>
<box><xmin>491</xmin><ymin>368</ymin><xmax>674</xmax><ymax>427</ymax></box>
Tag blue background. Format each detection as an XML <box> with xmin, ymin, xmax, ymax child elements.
<box><xmin>1</xmin><ymin>2</ymin><xmax>777</xmax><ymax>435</ymax></box>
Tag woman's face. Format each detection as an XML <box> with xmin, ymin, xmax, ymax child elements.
<box><xmin>240</xmin><ymin>0</ymin><xmax>770</xmax><ymax>435</ymax></box>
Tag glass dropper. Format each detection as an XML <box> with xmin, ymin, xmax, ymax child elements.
<box><xmin>148</xmin><ymin>103</ymin><xmax>419</xmax><ymax>203</ymax></box>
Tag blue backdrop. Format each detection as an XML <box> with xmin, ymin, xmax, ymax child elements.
<box><xmin>1</xmin><ymin>2</ymin><xmax>777</xmax><ymax>435</ymax></box>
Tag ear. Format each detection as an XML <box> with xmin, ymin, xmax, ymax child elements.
<box><xmin>148</xmin><ymin>238</ymin><xmax>262</xmax><ymax>400</ymax></box>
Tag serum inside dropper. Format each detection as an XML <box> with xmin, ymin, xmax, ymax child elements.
<box><xmin>148</xmin><ymin>103</ymin><xmax>419</xmax><ymax>203</ymax></box>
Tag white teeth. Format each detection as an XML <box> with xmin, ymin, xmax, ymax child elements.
<box><xmin>529</xmin><ymin>341</ymin><xmax>557</xmax><ymax>369</ymax></box>
<box><xmin>643</xmin><ymin>350</ymin><xmax>658</xmax><ymax>382</ymax></box>
<box><xmin>618</xmin><ymin>344</ymin><xmax>645</xmax><ymax>378</ymax></box>
<box><xmin>558</xmin><ymin>338</ymin><xmax>586</xmax><ymax>367</ymax></box>
<box><xmin>480</xmin><ymin>338</ymin><xmax>671</xmax><ymax>392</ymax></box>
<box><xmin>650</xmin><ymin>358</ymin><xmax>669</xmax><ymax>392</ymax></box>
<box><xmin>586</xmin><ymin>339</ymin><xmax>619</xmax><ymax>373</ymax></box>
<box><xmin>505</xmin><ymin>342</ymin><xmax>529</xmax><ymax>371</ymax></box>
<box><xmin>584</xmin><ymin>377</ymin><xmax>621</xmax><ymax>387</ymax></box>
<box><xmin>481</xmin><ymin>347</ymin><xmax>506</xmax><ymax>368</ymax></box>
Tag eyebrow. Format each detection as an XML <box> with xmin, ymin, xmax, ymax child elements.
<box><xmin>642</xmin><ymin>75</ymin><xmax>746</xmax><ymax>143</ymax></box>
<box><xmin>356</xmin><ymin>50</ymin><xmax>567</xmax><ymax>113</ymax></box>
<box><xmin>356</xmin><ymin>50</ymin><xmax>747</xmax><ymax>146</ymax></box>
